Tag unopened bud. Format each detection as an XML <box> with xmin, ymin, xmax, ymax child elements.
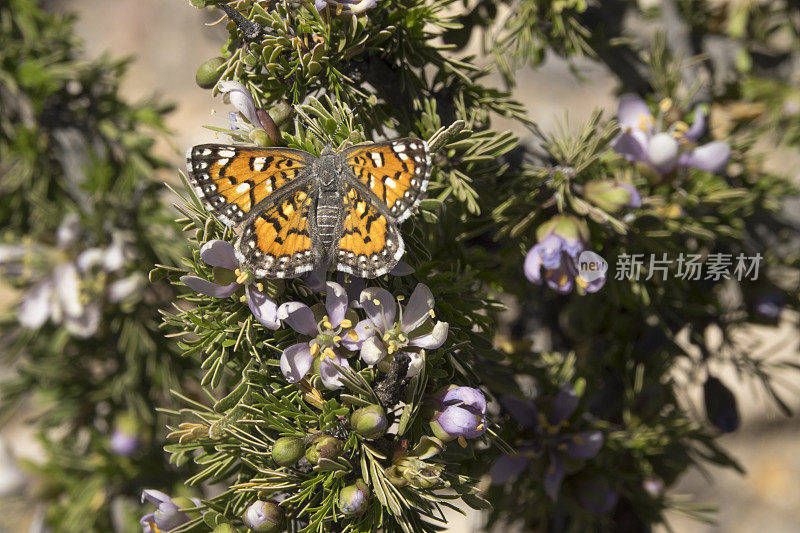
<box><xmin>304</xmin><ymin>435</ymin><xmax>344</xmax><ymax>464</ymax></box>
<box><xmin>242</xmin><ymin>500</ymin><xmax>284</xmax><ymax>533</ymax></box>
<box><xmin>350</xmin><ymin>404</ymin><xmax>388</xmax><ymax>440</ymax></box>
<box><xmin>271</xmin><ymin>437</ymin><xmax>305</xmax><ymax>467</ymax></box>
<box><xmin>338</xmin><ymin>480</ymin><xmax>370</xmax><ymax>516</ymax></box>
<box><xmin>249</xmin><ymin>129</ymin><xmax>273</xmax><ymax>147</ymax></box>
<box><xmin>195</xmin><ymin>57</ymin><xmax>225</xmax><ymax>89</ymax></box>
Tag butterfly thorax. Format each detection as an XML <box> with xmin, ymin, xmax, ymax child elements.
<box><xmin>312</xmin><ymin>154</ymin><xmax>344</xmax><ymax>249</ymax></box>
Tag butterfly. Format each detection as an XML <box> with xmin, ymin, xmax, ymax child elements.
<box><xmin>186</xmin><ymin>139</ymin><xmax>432</xmax><ymax>279</ymax></box>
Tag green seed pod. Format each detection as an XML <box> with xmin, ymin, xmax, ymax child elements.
<box><xmin>271</xmin><ymin>437</ymin><xmax>305</xmax><ymax>467</ymax></box>
<box><xmin>338</xmin><ymin>480</ymin><xmax>371</xmax><ymax>516</ymax></box>
<box><xmin>350</xmin><ymin>404</ymin><xmax>388</xmax><ymax>439</ymax></box>
<box><xmin>242</xmin><ymin>500</ymin><xmax>284</xmax><ymax>533</ymax></box>
<box><xmin>195</xmin><ymin>57</ymin><xmax>225</xmax><ymax>89</ymax></box>
<box><xmin>304</xmin><ymin>435</ymin><xmax>344</xmax><ymax>465</ymax></box>
<box><xmin>212</xmin><ymin>524</ymin><xmax>238</xmax><ymax>533</ymax></box>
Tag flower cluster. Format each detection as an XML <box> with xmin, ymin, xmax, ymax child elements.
<box><xmin>2</xmin><ymin>214</ymin><xmax>141</xmax><ymax>337</ymax></box>
<box><xmin>612</xmin><ymin>94</ymin><xmax>731</xmax><ymax>177</ymax></box>
<box><xmin>490</xmin><ymin>384</ymin><xmax>608</xmax><ymax>508</ymax></box>
<box><xmin>524</xmin><ymin>214</ymin><xmax>606</xmax><ymax>294</ymax></box>
<box><xmin>182</xmin><ymin>241</ymin><xmax>450</xmax><ymax>390</ymax></box>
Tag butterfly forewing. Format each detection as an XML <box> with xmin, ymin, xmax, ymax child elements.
<box><xmin>186</xmin><ymin>144</ymin><xmax>314</xmax><ymax>227</ymax></box>
<box><xmin>336</xmin><ymin>184</ymin><xmax>404</xmax><ymax>278</ymax></box>
<box><xmin>235</xmin><ymin>188</ymin><xmax>317</xmax><ymax>278</ymax></box>
<box><xmin>342</xmin><ymin>139</ymin><xmax>432</xmax><ymax>222</ymax></box>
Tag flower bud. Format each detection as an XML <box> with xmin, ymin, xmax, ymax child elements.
<box><xmin>703</xmin><ymin>375</ymin><xmax>739</xmax><ymax>433</ymax></box>
<box><xmin>242</xmin><ymin>500</ymin><xmax>284</xmax><ymax>533</ymax></box>
<box><xmin>271</xmin><ymin>437</ymin><xmax>305</xmax><ymax>467</ymax></box>
<box><xmin>195</xmin><ymin>57</ymin><xmax>225</xmax><ymax>89</ymax></box>
<box><xmin>110</xmin><ymin>428</ymin><xmax>141</xmax><ymax>457</ymax></box>
<box><xmin>350</xmin><ymin>404</ymin><xmax>388</xmax><ymax>439</ymax></box>
<box><xmin>584</xmin><ymin>180</ymin><xmax>641</xmax><ymax>212</ymax></box>
<box><xmin>249</xmin><ymin>128</ymin><xmax>274</xmax><ymax>147</ymax></box>
<box><xmin>535</xmin><ymin>214</ymin><xmax>589</xmax><ymax>244</ymax></box>
<box><xmin>305</xmin><ymin>435</ymin><xmax>344</xmax><ymax>464</ymax></box>
<box><xmin>212</xmin><ymin>525</ymin><xmax>238</xmax><ymax>533</ymax></box>
<box><xmin>338</xmin><ymin>480</ymin><xmax>370</xmax><ymax>516</ymax></box>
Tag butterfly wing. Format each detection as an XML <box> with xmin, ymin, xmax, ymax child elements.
<box><xmin>186</xmin><ymin>144</ymin><xmax>315</xmax><ymax>227</ymax></box>
<box><xmin>341</xmin><ymin>138</ymin><xmax>432</xmax><ymax>222</ymax></box>
<box><xmin>235</xmin><ymin>187</ymin><xmax>319</xmax><ymax>278</ymax></box>
<box><xmin>335</xmin><ymin>184</ymin><xmax>404</xmax><ymax>278</ymax></box>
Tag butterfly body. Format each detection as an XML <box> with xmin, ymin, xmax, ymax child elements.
<box><xmin>186</xmin><ymin>139</ymin><xmax>431</xmax><ymax>279</ymax></box>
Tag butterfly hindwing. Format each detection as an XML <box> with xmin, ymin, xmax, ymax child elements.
<box><xmin>186</xmin><ymin>144</ymin><xmax>314</xmax><ymax>227</ymax></box>
<box><xmin>235</xmin><ymin>187</ymin><xmax>319</xmax><ymax>278</ymax></box>
<box><xmin>335</xmin><ymin>184</ymin><xmax>404</xmax><ymax>278</ymax></box>
<box><xmin>342</xmin><ymin>138</ymin><xmax>432</xmax><ymax>223</ymax></box>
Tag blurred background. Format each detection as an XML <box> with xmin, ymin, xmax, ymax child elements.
<box><xmin>2</xmin><ymin>1</ymin><xmax>799</xmax><ymax>531</ymax></box>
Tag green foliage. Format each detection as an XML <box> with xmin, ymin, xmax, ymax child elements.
<box><xmin>0</xmin><ymin>1</ymin><xmax>190</xmax><ymax>531</ymax></box>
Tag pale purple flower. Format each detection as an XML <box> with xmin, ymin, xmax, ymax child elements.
<box><xmin>429</xmin><ymin>387</ymin><xmax>487</xmax><ymax>441</ymax></box>
<box><xmin>612</xmin><ymin>94</ymin><xmax>731</xmax><ymax>175</ymax></box>
<box><xmin>277</xmin><ymin>281</ymin><xmax>354</xmax><ymax>389</ymax></box>
<box><xmin>218</xmin><ymin>81</ymin><xmax>262</xmax><ymax>130</ymax></box>
<box><xmin>524</xmin><ymin>234</ymin><xmax>605</xmax><ymax>294</ymax></box>
<box><xmin>489</xmin><ymin>384</ymin><xmax>604</xmax><ymax>501</ymax></box>
<box><xmin>180</xmin><ymin>240</ymin><xmax>279</xmax><ymax>330</ymax></box>
<box><xmin>350</xmin><ymin>283</ymin><xmax>448</xmax><ymax>378</ymax></box>
<box><xmin>8</xmin><ymin>217</ymin><xmax>136</xmax><ymax>337</ymax></box>
<box><xmin>110</xmin><ymin>429</ymin><xmax>142</xmax><ymax>457</ymax></box>
<box><xmin>315</xmin><ymin>0</ymin><xmax>377</xmax><ymax>14</ymax></box>
<box><xmin>334</xmin><ymin>261</ymin><xmax>413</xmax><ymax>307</ymax></box>
<box><xmin>140</xmin><ymin>490</ymin><xmax>201</xmax><ymax>533</ymax></box>
<box><xmin>755</xmin><ymin>293</ymin><xmax>784</xmax><ymax>320</ymax></box>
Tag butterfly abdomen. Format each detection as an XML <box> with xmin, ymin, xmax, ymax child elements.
<box><xmin>316</xmin><ymin>189</ymin><xmax>342</xmax><ymax>248</ymax></box>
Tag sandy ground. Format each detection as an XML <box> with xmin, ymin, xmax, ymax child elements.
<box><xmin>1</xmin><ymin>1</ymin><xmax>799</xmax><ymax>531</ymax></box>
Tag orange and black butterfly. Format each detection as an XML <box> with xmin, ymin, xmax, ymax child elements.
<box><xmin>186</xmin><ymin>139</ymin><xmax>431</xmax><ymax>279</ymax></box>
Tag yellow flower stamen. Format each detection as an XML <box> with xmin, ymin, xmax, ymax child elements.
<box><xmin>673</xmin><ymin>120</ymin><xmax>689</xmax><ymax>133</ymax></box>
<box><xmin>339</xmin><ymin>318</ymin><xmax>352</xmax><ymax>328</ymax></box>
<box><xmin>322</xmin><ymin>315</ymin><xmax>332</xmax><ymax>330</ymax></box>
<box><xmin>659</xmin><ymin>97</ymin><xmax>673</xmax><ymax>112</ymax></box>
<box><xmin>333</xmin><ymin>336</ymin><xmax>342</xmax><ymax>343</ymax></box>
<box><xmin>322</xmin><ymin>347</ymin><xmax>336</xmax><ymax>360</ymax></box>
<box><xmin>428</xmin><ymin>309</ymin><xmax>435</xmax><ymax>318</ymax></box>
<box><xmin>309</xmin><ymin>343</ymin><xmax>320</xmax><ymax>357</ymax></box>
<box><xmin>347</xmin><ymin>330</ymin><xmax>359</xmax><ymax>341</ymax></box>
<box><xmin>236</xmin><ymin>270</ymin><xmax>249</xmax><ymax>284</ymax></box>
<box><xmin>457</xmin><ymin>436</ymin><xmax>468</xmax><ymax>448</ymax></box>
<box><xmin>373</xmin><ymin>298</ymin><xmax>381</xmax><ymax>305</ymax></box>
<box><xmin>397</xmin><ymin>295</ymin><xmax>405</xmax><ymax>301</ymax></box>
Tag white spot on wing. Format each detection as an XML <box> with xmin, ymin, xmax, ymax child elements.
<box><xmin>385</xmin><ymin>177</ymin><xmax>397</xmax><ymax>188</ymax></box>
<box><xmin>218</xmin><ymin>149</ymin><xmax>236</xmax><ymax>157</ymax></box>
<box><xmin>236</xmin><ymin>182</ymin><xmax>251</xmax><ymax>194</ymax></box>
